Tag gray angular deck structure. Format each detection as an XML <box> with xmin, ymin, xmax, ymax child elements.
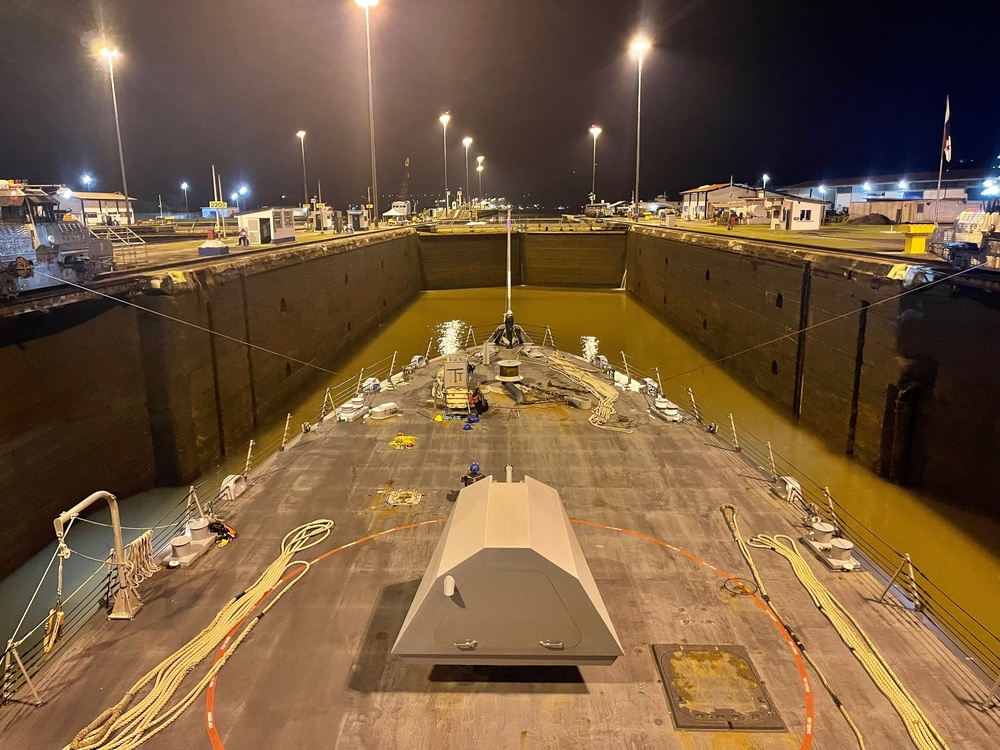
<box><xmin>392</xmin><ymin>474</ymin><xmax>624</xmax><ymax>666</ymax></box>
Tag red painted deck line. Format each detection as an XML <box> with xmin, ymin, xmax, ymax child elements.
<box><xmin>205</xmin><ymin>517</ymin><xmax>814</xmax><ymax>749</ymax></box>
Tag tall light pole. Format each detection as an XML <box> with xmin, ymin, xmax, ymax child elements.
<box><xmin>239</xmin><ymin>185</ymin><xmax>249</xmax><ymax>212</ymax></box>
<box><xmin>231</xmin><ymin>191</ymin><xmax>240</xmax><ymax>213</ymax></box>
<box><xmin>100</xmin><ymin>46</ymin><xmax>131</xmax><ymax>224</ymax></box>
<box><xmin>477</xmin><ymin>155</ymin><xmax>484</xmax><ymax>202</ymax></box>
<box><xmin>440</xmin><ymin>112</ymin><xmax>451</xmax><ymax>210</ymax></box>
<box><xmin>180</xmin><ymin>181</ymin><xmax>189</xmax><ymax>214</ymax></box>
<box><xmin>762</xmin><ymin>173</ymin><xmax>770</xmax><ymax>192</ymax></box>
<box><xmin>589</xmin><ymin>125</ymin><xmax>602</xmax><ymax>201</ymax></box>
<box><xmin>296</xmin><ymin>130</ymin><xmax>308</xmax><ymax>205</ymax></box>
<box><xmin>81</xmin><ymin>174</ymin><xmax>94</xmax><ymax>189</ymax></box>
<box><xmin>356</xmin><ymin>0</ymin><xmax>380</xmax><ymax>224</ymax></box>
<box><xmin>630</xmin><ymin>37</ymin><xmax>651</xmax><ymax>220</ymax></box>
<box><xmin>462</xmin><ymin>136</ymin><xmax>473</xmax><ymax>207</ymax></box>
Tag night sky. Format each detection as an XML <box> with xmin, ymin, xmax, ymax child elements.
<box><xmin>2</xmin><ymin>1</ymin><xmax>998</xmax><ymax>211</ymax></box>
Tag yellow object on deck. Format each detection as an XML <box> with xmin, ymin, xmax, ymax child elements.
<box><xmin>898</xmin><ymin>224</ymin><xmax>935</xmax><ymax>254</ymax></box>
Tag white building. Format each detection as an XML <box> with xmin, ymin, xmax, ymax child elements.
<box><xmin>680</xmin><ymin>183</ymin><xmax>758</xmax><ymax>220</ymax></box>
<box><xmin>781</xmin><ymin>167</ymin><xmax>998</xmax><ymax>213</ymax></box>
<box><xmin>57</xmin><ymin>191</ymin><xmax>134</xmax><ymax>226</ymax></box>
<box><xmin>236</xmin><ymin>207</ymin><xmax>295</xmax><ymax>245</ymax></box>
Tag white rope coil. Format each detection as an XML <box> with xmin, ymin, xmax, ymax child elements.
<box><xmin>548</xmin><ymin>352</ymin><xmax>632</xmax><ymax>433</ymax></box>
<box><xmin>65</xmin><ymin>518</ymin><xmax>334</xmax><ymax>750</ymax></box>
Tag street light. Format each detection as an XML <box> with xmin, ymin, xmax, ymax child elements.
<box><xmin>231</xmin><ymin>192</ymin><xmax>239</xmax><ymax>213</ymax></box>
<box><xmin>356</xmin><ymin>0</ymin><xmax>380</xmax><ymax>224</ymax></box>
<box><xmin>476</xmin><ymin>155</ymin><xmax>484</xmax><ymax>202</ymax></box>
<box><xmin>180</xmin><ymin>181</ymin><xmax>190</xmax><ymax>214</ymax></box>
<box><xmin>440</xmin><ymin>112</ymin><xmax>451</xmax><ymax>210</ymax></box>
<box><xmin>296</xmin><ymin>130</ymin><xmax>308</xmax><ymax>206</ymax></box>
<box><xmin>589</xmin><ymin>125</ymin><xmax>602</xmax><ymax>201</ymax></box>
<box><xmin>81</xmin><ymin>174</ymin><xmax>94</xmax><ymax>189</ymax></box>
<box><xmin>630</xmin><ymin>37</ymin><xmax>651</xmax><ymax>220</ymax></box>
<box><xmin>762</xmin><ymin>173</ymin><xmax>770</xmax><ymax>191</ymax></box>
<box><xmin>239</xmin><ymin>185</ymin><xmax>249</xmax><ymax>211</ymax></box>
<box><xmin>462</xmin><ymin>136</ymin><xmax>473</xmax><ymax>207</ymax></box>
<box><xmin>100</xmin><ymin>46</ymin><xmax>132</xmax><ymax>224</ymax></box>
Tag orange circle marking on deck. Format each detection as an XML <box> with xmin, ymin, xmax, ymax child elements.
<box><xmin>204</xmin><ymin>519</ymin><xmax>446</xmax><ymax>750</ymax></box>
<box><xmin>205</xmin><ymin>517</ymin><xmax>814</xmax><ymax>750</ymax></box>
<box><xmin>571</xmin><ymin>518</ymin><xmax>814</xmax><ymax>750</ymax></box>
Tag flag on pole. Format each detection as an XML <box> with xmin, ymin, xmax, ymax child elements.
<box><xmin>942</xmin><ymin>96</ymin><xmax>952</xmax><ymax>163</ymax></box>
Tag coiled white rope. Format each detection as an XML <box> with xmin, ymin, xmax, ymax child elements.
<box><xmin>65</xmin><ymin>519</ymin><xmax>335</xmax><ymax>750</ymax></box>
<box><xmin>548</xmin><ymin>352</ymin><xmax>632</xmax><ymax>433</ymax></box>
<box><xmin>746</xmin><ymin>526</ymin><xmax>949</xmax><ymax>750</ymax></box>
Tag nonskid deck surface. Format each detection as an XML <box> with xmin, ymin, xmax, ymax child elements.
<box><xmin>2</xmin><ymin>350</ymin><xmax>997</xmax><ymax>749</ymax></box>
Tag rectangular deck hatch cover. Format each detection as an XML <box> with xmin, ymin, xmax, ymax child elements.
<box><xmin>652</xmin><ymin>644</ymin><xmax>785</xmax><ymax>731</ymax></box>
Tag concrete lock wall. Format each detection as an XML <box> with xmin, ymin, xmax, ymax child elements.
<box><xmin>625</xmin><ymin>226</ymin><xmax>1000</xmax><ymax>514</ymax></box>
<box><xmin>417</xmin><ymin>230</ymin><xmax>627</xmax><ymax>289</ymax></box>
<box><xmin>0</xmin><ymin>231</ymin><xmax>420</xmax><ymax>579</ymax></box>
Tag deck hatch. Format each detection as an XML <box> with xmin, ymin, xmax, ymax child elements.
<box><xmin>652</xmin><ymin>644</ymin><xmax>785</xmax><ymax>731</ymax></box>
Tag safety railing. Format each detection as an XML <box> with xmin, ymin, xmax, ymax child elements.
<box><xmin>0</xmin><ymin>348</ymin><xmax>415</xmax><ymax>708</ymax></box>
<box><xmin>5</xmin><ymin>321</ymin><xmax>998</xmax><ymax>709</ymax></box>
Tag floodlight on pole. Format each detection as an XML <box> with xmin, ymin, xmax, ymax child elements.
<box><xmin>589</xmin><ymin>125</ymin><xmax>602</xmax><ymax>200</ymax></box>
<box><xmin>440</xmin><ymin>112</ymin><xmax>451</xmax><ymax>209</ymax></box>
<box><xmin>100</xmin><ymin>46</ymin><xmax>132</xmax><ymax>224</ymax></box>
<box><xmin>181</xmin><ymin>181</ymin><xmax>189</xmax><ymax>214</ymax></box>
<box><xmin>476</xmin><ymin>156</ymin><xmax>484</xmax><ymax>201</ymax></box>
<box><xmin>296</xmin><ymin>130</ymin><xmax>308</xmax><ymax>206</ymax></box>
<box><xmin>462</xmin><ymin>137</ymin><xmax>473</xmax><ymax>206</ymax></box>
<box><xmin>630</xmin><ymin>37</ymin><xmax>651</xmax><ymax>220</ymax></box>
<box><xmin>357</xmin><ymin>0</ymin><xmax>380</xmax><ymax>223</ymax></box>
<box><xmin>81</xmin><ymin>174</ymin><xmax>93</xmax><ymax>188</ymax></box>
<box><xmin>762</xmin><ymin>173</ymin><xmax>770</xmax><ymax>191</ymax></box>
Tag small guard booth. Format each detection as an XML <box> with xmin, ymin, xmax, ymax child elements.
<box><xmin>237</xmin><ymin>207</ymin><xmax>295</xmax><ymax>245</ymax></box>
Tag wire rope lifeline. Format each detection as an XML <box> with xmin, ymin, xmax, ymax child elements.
<box><xmin>64</xmin><ymin>518</ymin><xmax>335</xmax><ymax>750</ymax></box>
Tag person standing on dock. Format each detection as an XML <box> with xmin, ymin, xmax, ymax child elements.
<box><xmin>727</xmin><ymin>212</ymin><xmax>736</xmax><ymax>231</ymax></box>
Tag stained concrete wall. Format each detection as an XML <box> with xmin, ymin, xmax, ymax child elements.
<box><xmin>0</xmin><ymin>231</ymin><xmax>420</xmax><ymax>578</ymax></box>
<box><xmin>417</xmin><ymin>231</ymin><xmax>627</xmax><ymax>289</ymax></box>
<box><xmin>626</xmin><ymin>226</ymin><xmax>1000</xmax><ymax>514</ymax></box>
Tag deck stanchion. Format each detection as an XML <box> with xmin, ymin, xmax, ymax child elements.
<box><xmin>319</xmin><ymin>388</ymin><xmax>334</xmax><ymax>421</ymax></box>
<box><xmin>243</xmin><ymin>439</ymin><xmax>255</xmax><ymax>476</ymax></box>
<box><xmin>728</xmin><ymin>414</ymin><xmax>740</xmax><ymax>451</ymax></box>
<box><xmin>905</xmin><ymin>554</ymin><xmax>923</xmax><ymax>611</ymax></box>
<box><xmin>620</xmin><ymin>351</ymin><xmax>631</xmax><ymax>386</ymax></box>
<box><xmin>686</xmin><ymin>388</ymin><xmax>701</xmax><ymax>424</ymax></box>
<box><xmin>653</xmin><ymin>366</ymin><xmax>663</xmax><ymax>396</ymax></box>
<box><xmin>387</xmin><ymin>351</ymin><xmax>398</xmax><ymax>388</ymax></box>
<box><xmin>355</xmin><ymin>368</ymin><xmax>365</xmax><ymax>396</ymax></box>
<box><xmin>425</xmin><ymin>337</ymin><xmax>433</xmax><ymax>361</ymax></box>
<box><xmin>544</xmin><ymin>326</ymin><xmax>554</xmax><ymax>347</ymax></box>
<box><xmin>822</xmin><ymin>486</ymin><xmax>842</xmax><ymax>533</ymax></box>
<box><xmin>766</xmin><ymin>441</ymin><xmax>777</xmax><ymax>479</ymax></box>
<box><xmin>280</xmin><ymin>414</ymin><xmax>292</xmax><ymax>451</ymax></box>
<box><xmin>877</xmin><ymin>555</ymin><xmax>909</xmax><ymax>604</ymax></box>
<box><xmin>980</xmin><ymin>670</ymin><xmax>1000</xmax><ymax>711</ymax></box>
<box><xmin>3</xmin><ymin>642</ymin><xmax>42</xmax><ymax>707</ymax></box>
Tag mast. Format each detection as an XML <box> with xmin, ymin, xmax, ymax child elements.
<box><xmin>505</xmin><ymin>206</ymin><xmax>512</xmax><ymax>314</ymax></box>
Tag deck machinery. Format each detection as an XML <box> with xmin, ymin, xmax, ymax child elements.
<box><xmin>392</xmin><ymin>474</ymin><xmax>623</xmax><ymax>666</ymax></box>
<box><xmin>0</xmin><ymin>181</ymin><xmax>114</xmax><ymax>298</ymax></box>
